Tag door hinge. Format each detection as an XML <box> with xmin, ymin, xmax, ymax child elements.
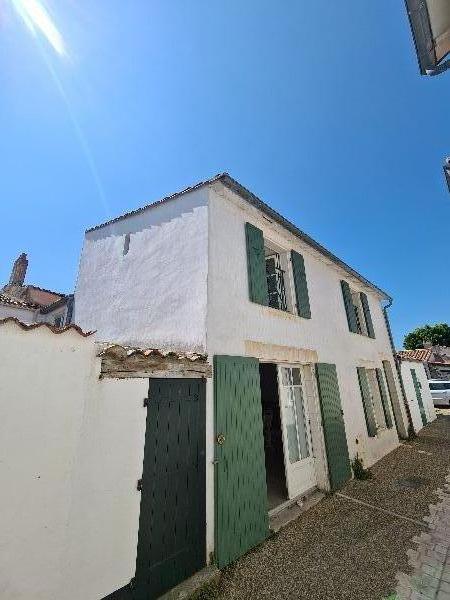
<box><xmin>137</xmin><ymin>478</ymin><xmax>143</xmax><ymax>492</ymax></box>
<box><xmin>143</xmin><ymin>397</ymin><xmax>149</xmax><ymax>407</ymax></box>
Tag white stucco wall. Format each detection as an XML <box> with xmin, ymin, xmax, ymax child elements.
<box><xmin>206</xmin><ymin>182</ymin><xmax>407</xmax><ymax>473</ymax></box>
<box><xmin>74</xmin><ymin>188</ymin><xmax>209</xmax><ymax>352</ymax></box>
<box><xmin>400</xmin><ymin>360</ymin><xmax>436</xmax><ymax>433</ymax></box>
<box><xmin>0</xmin><ymin>321</ymin><xmax>148</xmax><ymax>600</ymax></box>
<box><xmin>0</xmin><ymin>304</ymin><xmax>36</xmax><ymax>323</ymax></box>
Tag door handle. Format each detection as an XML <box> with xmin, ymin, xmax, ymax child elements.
<box><xmin>216</xmin><ymin>433</ymin><xmax>226</xmax><ymax>446</ymax></box>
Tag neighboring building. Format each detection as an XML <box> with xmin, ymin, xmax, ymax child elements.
<box><xmin>1</xmin><ymin>253</ymin><xmax>74</xmax><ymax>326</ymax></box>
<box><xmin>398</xmin><ymin>354</ymin><xmax>436</xmax><ymax>433</ymax></box>
<box><xmin>398</xmin><ymin>347</ymin><xmax>450</xmax><ymax>380</ymax></box>
<box><xmin>74</xmin><ymin>173</ymin><xmax>411</xmax><ymax>597</ymax></box>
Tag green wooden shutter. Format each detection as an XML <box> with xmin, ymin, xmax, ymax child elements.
<box><xmin>375</xmin><ymin>368</ymin><xmax>393</xmax><ymax>429</ymax></box>
<box><xmin>341</xmin><ymin>280</ymin><xmax>358</xmax><ymax>333</ymax></box>
<box><xmin>357</xmin><ymin>367</ymin><xmax>377</xmax><ymax>437</ymax></box>
<box><xmin>214</xmin><ymin>355</ymin><xmax>269</xmax><ymax>568</ymax></box>
<box><xmin>245</xmin><ymin>223</ymin><xmax>268</xmax><ymax>306</ymax></box>
<box><xmin>291</xmin><ymin>250</ymin><xmax>311</xmax><ymax>318</ymax></box>
<box><xmin>315</xmin><ymin>363</ymin><xmax>351</xmax><ymax>491</ymax></box>
<box><xmin>360</xmin><ymin>292</ymin><xmax>375</xmax><ymax>338</ymax></box>
<box><xmin>411</xmin><ymin>368</ymin><xmax>428</xmax><ymax>426</ymax></box>
<box><xmin>382</xmin><ymin>360</ymin><xmax>402</xmax><ymax>434</ymax></box>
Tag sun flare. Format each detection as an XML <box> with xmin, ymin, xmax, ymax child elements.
<box><xmin>11</xmin><ymin>0</ymin><xmax>65</xmax><ymax>55</ymax></box>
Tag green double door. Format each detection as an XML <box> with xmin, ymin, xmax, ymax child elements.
<box><xmin>214</xmin><ymin>356</ymin><xmax>351</xmax><ymax>569</ymax></box>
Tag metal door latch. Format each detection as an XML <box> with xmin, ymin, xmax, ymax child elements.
<box><xmin>216</xmin><ymin>433</ymin><xmax>226</xmax><ymax>446</ymax></box>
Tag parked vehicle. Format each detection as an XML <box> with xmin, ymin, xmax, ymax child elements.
<box><xmin>428</xmin><ymin>380</ymin><xmax>450</xmax><ymax>406</ymax></box>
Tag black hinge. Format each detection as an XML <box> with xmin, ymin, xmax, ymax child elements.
<box><xmin>137</xmin><ymin>478</ymin><xmax>143</xmax><ymax>491</ymax></box>
<box><xmin>143</xmin><ymin>397</ymin><xmax>149</xmax><ymax>407</ymax></box>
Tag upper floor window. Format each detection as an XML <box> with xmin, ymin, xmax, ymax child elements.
<box><xmin>341</xmin><ymin>280</ymin><xmax>375</xmax><ymax>338</ymax></box>
<box><xmin>265</xmin><ymin>244</ymin><xmax>290</xmax><ymax>312</ymax></box>
<box><xmin>245</xmin><ymin>222</ymin><xmax>311</xmax><ymax>319</ymax></box>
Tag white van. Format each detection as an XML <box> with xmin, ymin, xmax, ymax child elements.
<box><xmin>428</xmin><ymin>380</ymin><xmax>450</xmax><ymax>406</ymax></box>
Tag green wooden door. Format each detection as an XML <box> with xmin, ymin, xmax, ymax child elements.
<box><xmin>315</xmin><ymin>363</ymin><xmax>352</xmax><ymax>491</ymax></box>
<box><xmin>214</xmin><ymin>355</ymin><xmax>269</xmax><ymax>568</ymax></box>
<box><xmin>132</xmin><ymin>379</ymin><xmax>206</xmax><ymax>600</ymax></box>
<box><xmin>411</xmin><ymin>369</ymin><xmax>428</xmax><ymax>427</ymax></box>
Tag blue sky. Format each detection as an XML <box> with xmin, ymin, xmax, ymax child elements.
<box><xmin>0</xmin><ymin>1</ymin><xmax>449</xmax><ymax>347</ymax></box>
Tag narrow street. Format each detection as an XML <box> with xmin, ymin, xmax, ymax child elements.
<box><xmin>213</xmin><ymin>415</ymin><xmax>450</xmax><ymax>600</ymax></box>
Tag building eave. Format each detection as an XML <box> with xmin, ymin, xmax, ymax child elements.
<box><xmin>85</xmin><ymin>172</ymin><xmax>392</xmax><ymax>301</ymax></box>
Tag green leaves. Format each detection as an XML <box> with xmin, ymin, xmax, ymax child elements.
<box><xmin>404</xmin><ymin>323</ymin><xmax>450</xmax><ymax>349</ymax></box>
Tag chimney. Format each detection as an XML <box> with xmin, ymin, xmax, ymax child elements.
<box><xmin>9</xmin><ymin>253</ymin><xmax>28</xmax><ymax>286</ymax></box>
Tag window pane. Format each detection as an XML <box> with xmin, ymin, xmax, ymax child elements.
<box><xmin>292</xmin><ymin>368</ymin><xmax>301</xmax><ymax>386</ymax></box>
<box><xmin>293</xmin><ymin>386</ymin><xmax>310</xmax><ymax>459</ymax></box>
<box><xmin>284</xmin><ymin>388</ymin><xmax>300</xmax><ymax>463</ymax></box>
<box><xmin>281</xmin><ymin>367</ymin><xmax>292</xmax><ymax>386</ymax></box>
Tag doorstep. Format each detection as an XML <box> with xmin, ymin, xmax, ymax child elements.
<box><xmin>269</xmin><ymin>488</ymin><xmax>325</xmax><ymax>533</ymax></box>
<box><xmin>157</xmin><ymin>565</ymin><xmax>220</xmax><ymax>600</ymax></box>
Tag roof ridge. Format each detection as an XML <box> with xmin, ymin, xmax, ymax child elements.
<box><xmin>86</xmin><ymin>172</ymin><xmax>227</xmax><ymax>233</ymax></box>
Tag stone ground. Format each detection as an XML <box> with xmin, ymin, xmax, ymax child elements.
<box><xmin>214</xmin><ymin>413</ymin><xmax>450</xmax><ymax>600</ymax></box>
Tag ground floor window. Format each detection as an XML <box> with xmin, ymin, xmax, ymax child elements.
<box><xmin>366</xmin><ymin>368</ymin><xmax>387</xmax><ymax>430</ymax></box>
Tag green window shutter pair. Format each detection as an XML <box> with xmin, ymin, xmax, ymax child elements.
<box><xmin>245</xmin><ymin>223</ymin><xmax>311</xmax><ymax>317</ymax></box>
<box><xmin>357</xmin><ymin>367</ymin><xmax>377</xmax><ymax>437</ymax></box>
<box><xmin>340</xmin><ymin>281</ymin><xmax>375</xmax><ymax>338</ymax></box>
<box><xmin>375</xmin><ymin>368</ymin><xmax>393</xmax><ymax>429</ymax></box>
<box><xmin>357</xmin><ymin>367</ymin><xmax>394</xmax><ymax>436</ymax></box>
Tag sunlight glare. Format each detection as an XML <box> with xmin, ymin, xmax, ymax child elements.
<box><xmin>11</xmin><ymin>0</ymin><xmax>65</xmax><ymax>55</ymax></box>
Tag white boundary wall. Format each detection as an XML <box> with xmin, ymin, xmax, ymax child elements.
<box><xmin>0</xmin><ymin>321</ymin><xmax>148</xmax><ymax>600</ymax></box>
<box><xmin>400</xmin><ymin>359</ymin><xmax>437</xmax><ymax>433</ymax></box>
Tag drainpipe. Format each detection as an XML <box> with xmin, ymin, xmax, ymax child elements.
<box><xmin>382</xmin><ymin>298</ymin><xmax>416</xmax><ymax>439</ymax></box>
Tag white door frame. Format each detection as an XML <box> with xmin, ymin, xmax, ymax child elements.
<box><xmin>277</xmin><ymin>363</ymin><xmax>317</xmax><ymax>499</ymax></box>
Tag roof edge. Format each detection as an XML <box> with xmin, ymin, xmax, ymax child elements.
<box><xmin>84</xmin><ymin>172</ymin><xmax>391</xmax><ymax>300</ymax></box>
<box><xmin>0</xmin><ymin>317</ymin><xmax>95</xmax><ymax>338</ymax></box>
<box><xmin>218</xmin><ymin>174</ymin><xmax>392</xmax><ymax>300</ymax></box>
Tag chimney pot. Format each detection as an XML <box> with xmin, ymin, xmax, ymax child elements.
<box><xmin>9</xmin><ymin>253</ymin><xmax>28</xmax><ymax>286</ymax></box>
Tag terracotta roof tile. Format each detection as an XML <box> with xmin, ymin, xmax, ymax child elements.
<box><xmin>0</xmin><ymin>317</ymin><xmax>94</xmax><ymax>337</ymax></box>
<box><xmin>97</xmin><ymin>343</ymin><xmax>207</xmax><ymax>362</ymax></box>
<box><xmin>0</xmin><ymin>294</ymin><xmax>37</xmax><ymax>309</ymax></box>
<box><xmin>397</xmin><ymin>349</ymin><xmax>433</xmax><ymax>362</ymax></box>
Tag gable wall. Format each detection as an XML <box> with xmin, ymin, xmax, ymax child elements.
<box><xmin>74</xmin><ymin>188</ymin><xmax>209</xmax><ymax>351</ymax></box>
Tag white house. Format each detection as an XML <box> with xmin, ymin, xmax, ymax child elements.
<box><xmin>72</xmin><ymin>173</ymin><xmax>413</xmax><ymax>599</ymax></box>
<box><xmin>398</xmin><ymin>353</ymin><xmax>437</xmax><ymax>432</ymax></box>
<box><xmin>1</xmin><ymin>253</ymin><xmax>74</xmax><ymax>326</ymax></box>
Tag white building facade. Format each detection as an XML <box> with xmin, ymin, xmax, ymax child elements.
<box><xmin>75</xmin><ymin>174</ymin><xmax>411</xmax><ymax>597</ymax></box>
<box><xmin>399</xmin><ymin>357</ymin><xmax>437</xmax><ymax>432</ymax></box>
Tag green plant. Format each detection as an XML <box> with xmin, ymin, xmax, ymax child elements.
<box><xmin>404</xmin><ymin>323</ymin><xmax>450</xmax><ymax>350</ymax></box>
<box><xmin>351</xmin><ymin>455</ymin><xmax>373</xmax><ymax>480</ymax></box>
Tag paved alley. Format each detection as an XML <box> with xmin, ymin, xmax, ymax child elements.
<box><xmin>213</xmin><ymin>415</ymin><xmax>450</xmax><ymax>600</ymax></box>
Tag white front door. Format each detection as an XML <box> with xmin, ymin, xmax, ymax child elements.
<box><xmin>278</xmin><ymin>365</ymin><xmax>316</xmax><ymax>498</ymax></box>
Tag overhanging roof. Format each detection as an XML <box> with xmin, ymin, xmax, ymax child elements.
<box><xmin>86</xmin><ymin>173</ymin><xmax>391</xmax><ymax>301</ymax></box>
<box><xmin>405</xmin><ymin>0</ymin><xmax>450</xmax><ymax>74</ymax></box>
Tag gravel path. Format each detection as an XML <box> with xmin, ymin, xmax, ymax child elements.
<box><xmin>215</xmin><ymin>415</ymin><xmax>450</xmax><ymax>600</ymax></box>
